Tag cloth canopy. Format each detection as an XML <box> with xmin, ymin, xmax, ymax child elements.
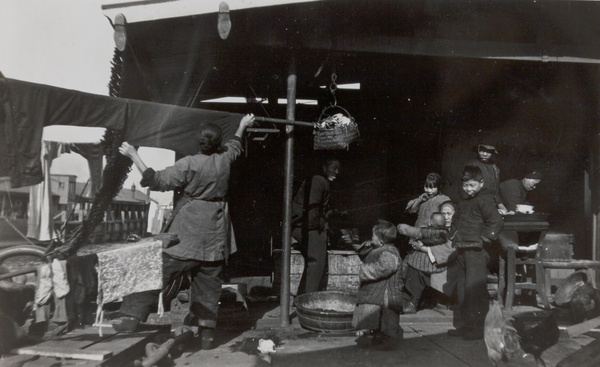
<box><xmin>0</xmin><ymin>78</ymin><xmax>243</xmax><ymax>188</ymax></box>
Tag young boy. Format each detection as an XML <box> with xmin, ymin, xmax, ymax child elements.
<box><xmin>352</xmin><ymin>220</ymin><xmax>403</xmax><ymax>350</ymax></box>
<box><xmin>447</xmin><ymin>164</ymin><xmax>503</xmax><ymax>340</ymax></box>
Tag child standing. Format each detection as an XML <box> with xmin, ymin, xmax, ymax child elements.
<box><xmin>352</xmin><ymin>220</ymin><xmax>403</xmax><ymax>349</ymax></box>
<box><xmin>447</xmin><ymin>165</ymin><xmax>503</xmax><ymax>340</ymax></box>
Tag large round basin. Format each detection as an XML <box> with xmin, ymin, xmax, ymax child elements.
<box><xmin>294</xmin><ymin>291</ymin><xmax>356</xmax><ymax>332</ymax></box>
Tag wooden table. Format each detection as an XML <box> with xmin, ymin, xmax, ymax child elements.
<box><xmin>497</xmin><ymin>214</ymin><xmax>550</xmax><ymax>309</ymax></box>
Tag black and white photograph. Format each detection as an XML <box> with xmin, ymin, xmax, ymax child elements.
<box><xmin>1</xmin><ymin>1</ymin><xmax>600</xmax><ymax>366</ymax></box>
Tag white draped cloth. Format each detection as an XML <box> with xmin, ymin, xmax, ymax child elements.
<box><xmin>27</xmin><ymin>141</ymin><xmax>58</xmax><ymax>241</ymax></box>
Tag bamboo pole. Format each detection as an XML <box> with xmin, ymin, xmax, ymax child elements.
<box><xmin>280</xmin><ymin>56</ymin><xmax>297</xmax><ymax>327</ymax></box>
<box><xmin>255</xmin><ymin>116</ymin><xmax>314</xmax><ymax>128</ymax></box>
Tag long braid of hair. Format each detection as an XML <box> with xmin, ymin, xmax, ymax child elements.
<box><xmin>47</xmin><ymin>48</ymin><xmax>132</xmax><ymax>259</ymax></box>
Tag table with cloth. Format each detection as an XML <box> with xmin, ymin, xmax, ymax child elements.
<box><xmin>34</xmin><ymin>238</ymin><xmax>164</xmax><ymax>331</ymax></box>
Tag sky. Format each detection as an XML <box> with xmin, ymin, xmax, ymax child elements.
<box><xmin>0</xmin><ymin>0</ymin><xmax>175</xmax><ymax>205</ymax></box>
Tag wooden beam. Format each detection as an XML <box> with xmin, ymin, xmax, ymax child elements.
<box><xmin>254</xmin><ymin>34</ymin><xmax>600</xmax><ymax>63</ymax></box>
<box><xmin>566</xmin><ymin>315</ymin><xmax>600</xmax><ymax>337</ymax></box>
<box><xmin>255</xmin><ymin>116</ymin><xmax>314</xmax><ymax>128</ymax></box>
<box><xmin>15</xmin><ymin>346</ymin><xmax>112</xmax><ymax>361</ymax></box>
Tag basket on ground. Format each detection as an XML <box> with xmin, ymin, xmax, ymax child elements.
<box><xmin>313</xmin><ymin>105</ymin><xmax>359</xmax><ymax>150</ymax></box>
<box><xmin>294</xmin><ymin>290</ymin><xmax>356</xmax><ymax>332</ymax></box>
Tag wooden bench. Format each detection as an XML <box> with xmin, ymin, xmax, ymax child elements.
<box><xmin>536</xmin><ymin>258</ymin><xmax>600</xmax><ymax>309</ymax></box>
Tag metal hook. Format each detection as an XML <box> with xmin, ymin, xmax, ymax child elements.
<box><xmin>329</xmin><ymin>72</ymin><xmax>338</xmax><ymax>106</ymax></box>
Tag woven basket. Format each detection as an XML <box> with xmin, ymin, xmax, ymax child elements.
<box><xmin>314</xmin><ymin>106</ymin><xmax>360</xmax><ymax>150</ymax></box>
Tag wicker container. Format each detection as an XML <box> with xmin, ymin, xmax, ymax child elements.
<box><xmin>314</xmin><ymin>106</ymin><xmax>359</xmax><ymax>150</ymax></box>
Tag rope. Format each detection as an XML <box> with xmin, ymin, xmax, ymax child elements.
<box><xmin>2</xmin><ymin>179</ymin><xmax>14</xmax><ymax>212</ymax></box>
<box><xmin>248</xmin><ymin>83</ymin><xmax>272</xmax><ymax>119</ymax></box>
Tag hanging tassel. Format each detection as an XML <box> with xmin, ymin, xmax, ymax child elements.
<box><xmin>93</xmin><ymin>263</ymin><xmax>105</xmax><ymax>336</ymax></box>
<box><xmin>157</xmin><ymin>291</ymin><xmax>164</xmax><ymax>317</ymax></box>
<box><xmin>94</xmin><ymin>303</ymin><xmax>104</xmax><ymax>337</ymax></box>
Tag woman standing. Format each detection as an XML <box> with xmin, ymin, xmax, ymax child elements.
<box><xmin>112</xmin><ymin>114</ymin><xmax>255</xmax><ymax>350</ymax></box>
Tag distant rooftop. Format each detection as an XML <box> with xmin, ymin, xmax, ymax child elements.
<box><xmin>0</xmin><ymin>177</ymin><xmax>59</xmax><ymax>197</ymax></box>
<box><xmin>75</xmin><ymin>181</ymin><xmax>151</xmax><ymax>204</ymax></box>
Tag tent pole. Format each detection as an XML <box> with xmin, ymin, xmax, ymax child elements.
<box><xmin>280</xmin><ymin>56</ymin><xmax>296</xmax><ymax>327</ymax></box>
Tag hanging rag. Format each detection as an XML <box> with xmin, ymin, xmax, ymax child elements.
<box><xmin>33</xmin><ymin>259</ymin><xmax>70</xmax><ymax>324</ymax></box>
<box><xmin>51</xmin><ymin>259</ymin><xmax>69</xmax><ymax>298</ymax></box>
<box><xmin>34</xmin><ymin>264</ymin><xmax>53</xmax><ymax>307</ymax></box>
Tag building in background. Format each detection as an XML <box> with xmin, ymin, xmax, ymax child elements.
<box><xmin>1</xmin><ymin>177</ymin><xmax>60</xmax><ymax>244</ymax></box>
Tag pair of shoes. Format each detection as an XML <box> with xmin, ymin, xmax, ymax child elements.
<box><xmin>447</xmin><ymin>326</ymin><xmax>469</xmax><ymax>337</ymax></box>
<box><xmin>200</xmin><ymin>328</ymin><xmax>216</xmax><ymax>350</ymax></box>
<box><xmin>463</xmin><ymin>328</ymin><xmax>484</xmax><ymax>341</ymax></box>
<box><xmin>111</xmin><ymin>316</ymin><xmax>140</xmax><ymax>333</ymax></box>
<box><xmin>402</xmin><ymin>300</ymin><xmax>417</xmax><ymax>314</ymax></box>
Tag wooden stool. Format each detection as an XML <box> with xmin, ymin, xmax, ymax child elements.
<box><xmin>535</xmin><ymin>259</ymin><xmax>600</xmax><ymax>309</ymax></box>
<box><xmin>499</xmin><ymin>246</ymin><xmax>538</xmax><ymax>310</ymax></box>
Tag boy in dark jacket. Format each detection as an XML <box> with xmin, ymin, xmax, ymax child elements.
<box><xmin>447</xmin><ymin>165</ymin><xmax>504</xmax><ymax>340</ymax></box>
<box><xmin>352</xmin><ymin>220</ymin><xmax>403</xmax><ymax>350</ymax></box>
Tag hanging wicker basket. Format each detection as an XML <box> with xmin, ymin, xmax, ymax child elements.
<box><xmin>313</xmin><ymin>105</ymin><xmax>360</xmax><ymax>150</ymax></box>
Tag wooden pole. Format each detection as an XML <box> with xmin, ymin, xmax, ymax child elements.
<box><xmin>280</xmin><ymin>56</ymin><xmax>296</xmax><ymax>327</ymax></box>
<box><xmin>255</xmin><ymin>116</ymin><xmax>314</xmax><ymax>128</ymax></box>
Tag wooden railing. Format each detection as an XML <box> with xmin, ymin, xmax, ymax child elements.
<box><xmin>62</xmin><ymin>198</ymin><xmax>150</xmax><ymax>244</ymax></box>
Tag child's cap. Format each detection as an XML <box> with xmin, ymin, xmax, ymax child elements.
<box><xmin>525</xmin><ymin>170</ymin><xmax>542</xmax><ymax>180</ymax></box>
<box><xmin>473</xmin><ymin>143</ymin><xmax>498</xmax><ymax>154</ymax></box>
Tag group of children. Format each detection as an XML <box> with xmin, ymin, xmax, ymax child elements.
<box><xmin>351</xmin><ymin>163</ymin><xmax>503</xmax><ymax>349</ymax></box>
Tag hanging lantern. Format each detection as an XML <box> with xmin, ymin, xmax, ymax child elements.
<box><xmin>113</xmin><ymin>14</ymin><xmax>127</xmax><ymax>52</ymax></box>
<box><xmin>218</xmin><ymin>2</ymin><xmax>231</xmax><ymax>40</ymax></box>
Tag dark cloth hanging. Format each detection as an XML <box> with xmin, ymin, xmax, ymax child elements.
<box><xmin>65</xmin><ymin>254</ymin><xmax>99</xmax><ymax>327</ymax></box>
<box><xmin>0</xmin><ymin>78</ymin><xmax>243</xmax><ymax>188</ymax></box>
<box><xmin>69</xmin><ymin>143</ymin><xmax>104</xmax><ymax>196</ymax></box>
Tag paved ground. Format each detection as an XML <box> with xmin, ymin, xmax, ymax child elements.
<box><xmin>145</xmin><ymin>301</ymin><xmax>597</xmax><ymax>367</ymax></box>
<box><xmin>3</xmin><ymin>299</ymin><xmax>596</xmax><ymax>367</ymax></box>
